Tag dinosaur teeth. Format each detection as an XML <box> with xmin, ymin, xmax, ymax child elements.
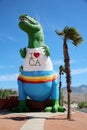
<box><xmin>19</xmin><ymin>17</ymin><xmax>28</xmax><ymax>22</ymax></box>
<box><xmin>28</xmin><ymin>19</ymin><xmax>35</xmax><ymax>24</ymax></box>
<box><xmin>19</xmin><ymin>17</ymin><xmax>35</xmax><ymax>25</ymax></box>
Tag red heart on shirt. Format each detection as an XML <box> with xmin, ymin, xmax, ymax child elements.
<box><xmin>33</xmin><ymin>52</ymin><xmax>40</xmax><ymax>58</ymax></box>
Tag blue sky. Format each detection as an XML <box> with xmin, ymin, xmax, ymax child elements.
<box><xmin>0</xmin><ymin>0</ymin><xmax>87</xmax><ymax>89</ymax></box>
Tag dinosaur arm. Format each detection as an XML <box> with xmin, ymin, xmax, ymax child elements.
<box><xmin>20</xmin><ymin>47</ymin><xmax>26</xmax><ymax>58</ymax></box>
<box><xmin>43</xmin><ymin>45</ymin><xmax>50</xmax><ymax>57</ymax></box>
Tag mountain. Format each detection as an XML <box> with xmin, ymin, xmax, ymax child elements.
<box><xmin>63</xmin><ymin>84</ymin><xmax>87</xmax><ymax>102</ymax></box>
<box><xmin>63</xmin><ymin>84</ymin><xmax>87</xmax><ymax>95</ymax></box>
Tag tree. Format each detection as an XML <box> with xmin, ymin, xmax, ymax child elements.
<box><xmin>55</xmin><ymin>26</ymin><xmax>83</xmax><ymax>120</ymax></box>
<box><xmin>0</xmin><ymin>89</ymin><xmax>17</xmax><ymax>99</ymax></box>
<box><xmin>59</xmin><ymin>65</ymin><xmax>65</xmax><ymax>106</ymax></box>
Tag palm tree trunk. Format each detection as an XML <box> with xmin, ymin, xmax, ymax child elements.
<box><xmin>59</xmin><ymin>67</ymin><xmax>62</xmax><ymax>106</ymax></box>
<box><xmin>59</xmin><ymin>80</ymin><xmax>62</xmax><ymax>106</ymax></box>
<box><xmin>63</xmin><ymin>39</ymin><xmax>72</xmax><ymax>120</ymax></box>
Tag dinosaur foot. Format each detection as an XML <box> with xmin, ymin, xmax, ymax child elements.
<box><xmin>12</xmin><ymin>100</ymin><xmax>29</xmax><ymax>112</ymax></box>
<box><xmin>44</xmin><ymin>105</ymin><xmax>66</xmax><ymax>113</ymax></box>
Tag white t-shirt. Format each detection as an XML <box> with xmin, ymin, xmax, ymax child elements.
<box><xmin>23</xmin><ymin>47</ymin><xmax>53</xmax><ymax>71</ymax></box>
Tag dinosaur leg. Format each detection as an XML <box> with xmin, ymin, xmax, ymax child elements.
<box><xmin>12</xmin><ymin>80</ymin><xmax>29</xmax><ymax>112</ymax></box>
<box><xmin>51</xmin><ymin>99</ymin><xmax>66</xmax><ymax>112</ymax></box>
<box><xmin>45</xmin><ymin>79</ymin><xmax>66</xmax><ymax>112</ymax></box>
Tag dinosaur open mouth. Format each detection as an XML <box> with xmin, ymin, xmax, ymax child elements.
<box><xmin>19</xmin><ymin>17</ymin><xmax>35</xmax><ymax>25</ymax></box>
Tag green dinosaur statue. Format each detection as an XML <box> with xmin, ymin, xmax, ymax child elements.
<box><xmin>13</xmin><ymin>14</ymin><xmax>65</xmax><ymax>112</ymax></box>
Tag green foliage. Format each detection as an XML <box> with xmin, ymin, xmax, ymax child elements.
<box><xmin>55</xmin><ymin>26</ymin><xmax>83</xmax><ymax>46</ymax></box>
<box><xmin>0</xmin><ymin>89</ymin><xmax>17</xmax><ymax>99</ymax></box>
<box><xmin>59</xmin><ymin>65</ymin><xmax>65</xmax><ymax>75</ymax></box>
<box><xmin>78</xmin><ymin>102</ymin><xmax>87</xmax><ymax>109</ymax></box>
<box><xmin>84</xmin><ymin>102</ymin><xmax>87</xmax><ymax>108</ymax></box>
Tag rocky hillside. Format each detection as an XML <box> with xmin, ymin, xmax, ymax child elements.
<box><xmin>63</xmin><ymin>84</ymin><xmax>87</xmax><ymax>95</ymax></box>
<box><xmin>63</xmin><ymin>84</ymin><xmax>87</xmax><ymax>102</ymax></box>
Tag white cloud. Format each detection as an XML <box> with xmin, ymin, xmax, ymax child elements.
<box><xmin>0</xmin><ymin>73</ymin><xmax>18</xmax><ymax>81</ymax></box>
<box><xmin>53</xmin><ymin>60</ymin><xmax>87</xmax><ymax>76</ymax></box>
<box><xmin>71</xmin><ymin>68</ymin><xmax>87</xmax><ymax>75</ymax></box>
<box><xmin>0</xmin><ymin>34</ymin><xmax>17</xmax><ymax>42</ymax></box>
<box><xmin>6</xmin><ymin>36</ymin><xmax>17</xmax><ymax>41</ymax></box>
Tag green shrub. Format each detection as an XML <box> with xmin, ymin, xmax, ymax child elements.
<box><xmin>78</xmin><ymin>102</ymin><xmax>87</xmax><ymax>109</ymax></box>
<box><xmin>0</xmin><ymin>89</ymin><xmax>17</xmax><ymax>99</ymax></box>
<box><xmin>84</xmin><ymin>102</ymin><xmax>87</xmax><ymax>108</ymax></box>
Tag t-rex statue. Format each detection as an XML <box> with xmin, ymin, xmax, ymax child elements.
<box><xmin>13</xmin><ymin>14</ymin><xmax>65</xmax><ymax>112</ymax></box>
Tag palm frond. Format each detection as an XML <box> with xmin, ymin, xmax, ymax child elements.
<box><xmin>55</xmin><ymin>30</ymin><xmax>64</xmax><ymax>36</ymax></box>
<box><xmin>55</xmin><ymin>26</ymin><xmax>83</xmax><ymax>46</ymax></box>
<box><xmin>72</xmin><ymin>36</ymin><xmax>83</xmax><ymax>46</ymax></box>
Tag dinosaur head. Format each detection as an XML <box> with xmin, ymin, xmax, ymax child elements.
<box><xmin>19</xmin><ymin>14</ymin><xmax>42</xmax><ymax>34</ymax></box>
<box><xmin>19</xmin><ymin>14</ymin><xmax>45</xmax><ymax>48</ymax></box>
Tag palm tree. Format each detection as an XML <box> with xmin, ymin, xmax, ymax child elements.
<box><xmin>55</xmin><ymin>26</ymin><xmax>83</xmax><ymax>120</ymax></box>
<box><xmin>59</xmin><ymin>65</ymin><xmax>65</xmax><ymax>106</ymax></box>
